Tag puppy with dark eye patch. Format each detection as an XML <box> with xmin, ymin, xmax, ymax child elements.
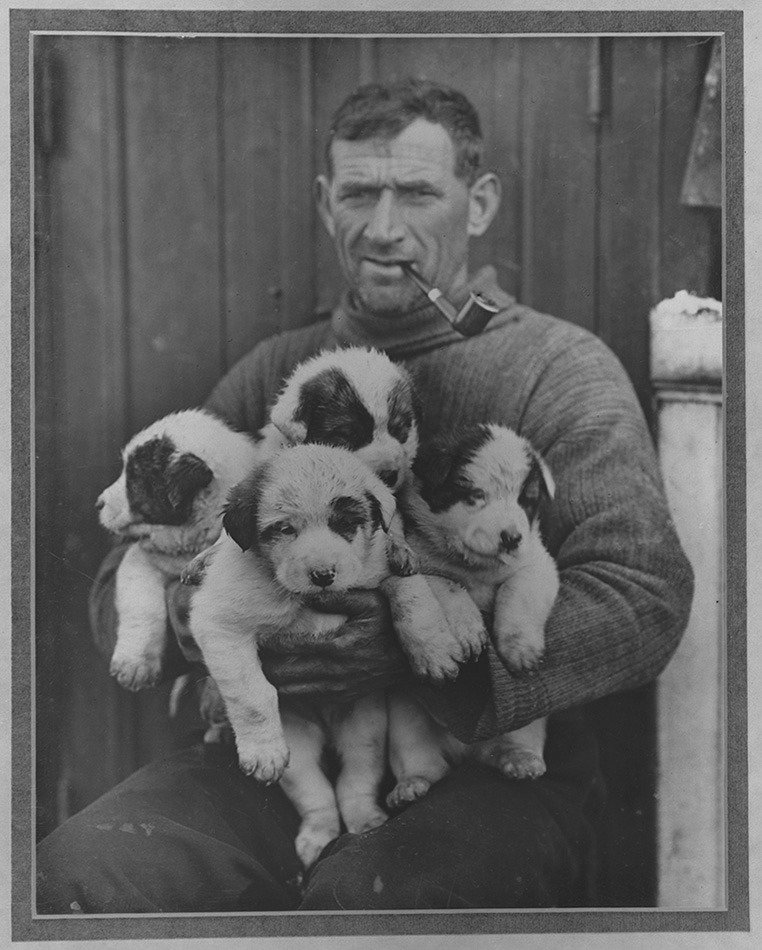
<box><xmin>262</xmin><ymin>346</ymin><xmax>419</xmax><ymax>492</ymax></box>
<box><xmin>385</xmin><ymin>423</ymin><xmax>559</xmax><ymax>794</ymax></box>
<box><xmin>96</xmin><ymin>409</ymin><xmax>261</xmax><ymax>691</ymax></box>
<box><xmin>188</xmin><ymin>442</ymin><xmax>417</xmax><ymax>865</ymax></box>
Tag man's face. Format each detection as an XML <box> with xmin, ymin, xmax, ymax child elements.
<box><xmin>317</xmin><ymin>119</ymin><xmax>474</xmax><ymax>316</ymax></box>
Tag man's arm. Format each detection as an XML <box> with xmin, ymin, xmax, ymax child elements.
<box><xmin>416</xmin><ymin>330</ymin><xmax>695</xmax><ymax>742</ymax></box>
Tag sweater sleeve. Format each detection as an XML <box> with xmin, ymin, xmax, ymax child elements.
<box><xmin>499</xmin><ymin>332</ymin><xmax>693</xmax><ymax>732</ymax></box>
<box><xmin>419</xmin><ymin>327</ymin><xmax>695</xmax><ymax>742</ymax></box>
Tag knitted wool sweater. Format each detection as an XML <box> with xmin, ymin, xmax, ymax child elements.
<box><xmin>200</xmin><ymin>271</ymin><xmax>695</xmax><ymax>741</ymax></box>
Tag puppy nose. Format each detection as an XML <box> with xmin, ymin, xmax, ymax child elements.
<box><xmin>499</xmin><ymin>530</ymin><xmax>521</xmax><ymax>553</ymax></box>
<box><xmin>378</xmin><ymin>469</ymin><xmax>398</xmax><ymax>488</ymax></box>
<box><xmin>309</xmin><ymin>568</ymin><xmax>336</xmax><ymax>588</ymax></box>
<box><xmin>95</xmin><ymin>497</ymin><xmax>105</xmax><ymax>511</ymax></box>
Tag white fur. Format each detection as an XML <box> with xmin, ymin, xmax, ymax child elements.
<box><xmin>188</xmin><ymin>444</ymin><xmax>402</xmax><ymax>856</ymax></box>
<box><xmin>98</xmin><ymin>408</ymin><xmax>261</xmax><ymax>690</ymax></box>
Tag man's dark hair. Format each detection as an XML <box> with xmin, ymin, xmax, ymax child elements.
<box><xmin>325</xmin><ymin>78</ymin><xmax>484</xmax><ymax>184</ymax></box>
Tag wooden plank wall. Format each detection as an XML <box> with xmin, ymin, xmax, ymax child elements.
<box><xmin>33</xmin><ymin>34</ymin><xmax>717</xmax><ymax>906</ymax></box>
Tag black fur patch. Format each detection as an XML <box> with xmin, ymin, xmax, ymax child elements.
<box><xmin>518</xmin><ymin>454</ymin><xmax>548</xmax><ymax>524</ymax></box>
<box><xmin>413</xmin><ymin>424</ymin><xmax>494</xmax><ymax>513</ymax></box>
<box><xmin>386</xmin><ymin>377</ymin><xmax>415</xmax><ymax>444</ymax></box>
<box><xmin>294</xmin><ymin>368</ymin><xmax>374</xmax><ymax>450</ymax></box>
<box><xmin>126</xmin><ymin>436</ymin><xmax>212</xmax><ymax>525</ymax></box>
<box><xmin>222</xmin><ymin>464</ymin><xmax>269</xmax><ymax>551</ymax></box>
<box><xmin>328</xmin><ymin>495</ymin><xmax>368</xmax><ymax>541</ymax></box>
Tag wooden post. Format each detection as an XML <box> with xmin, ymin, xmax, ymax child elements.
<box><xmin>651</xmin><ymin>291</ymin><xmax>724</xmax><ymax>908</ymax></box>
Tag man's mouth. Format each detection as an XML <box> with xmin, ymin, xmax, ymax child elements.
<box><xmin>362</xmin><ymin>258</ymin><xmax>411</xmax><ymax>274</ymax></box>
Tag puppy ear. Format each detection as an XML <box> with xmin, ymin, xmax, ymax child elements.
<box><xmin>364</xmin><ymin>484</ymin><xmax>396</xmax><ymax>533</ymax></box>
<box><xmin>519</xmin><ymin>450</ymin><xmax>555</xmax><ymax>523</ymax></box>
<box><xmin>222</xmin><ymin>464</ymin><xmax>269</xmax><ymax>551</ymax></box>
<box><xmin>412</xmin><ymin>437</ymin><xmax>456</xmax><ymax>493</ymax></box>
<box><xmin>534</xmin><ymin>452</ymin><xmax>555</xmax><ymax>500</ymax></box>
<box><xmin>167</xmin><ymin>453</ymin><xmax>213</xmax><ymax>510</ymax></box>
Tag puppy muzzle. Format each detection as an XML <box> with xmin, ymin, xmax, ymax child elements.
<box><xmin>463</xmin><ymin>505</ymin><xmax>525</xmax><ymax>560</ymax></box>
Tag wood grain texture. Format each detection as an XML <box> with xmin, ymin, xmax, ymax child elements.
<box><xmin>597</xmin><ymin>37</ymin><xmax>662</xmax><ymax>417</ymax></box>
<box><xmin>520</xmin><ymin>37</ymin><xmax>597</xmax><ymax>330</ymax></box>
<box><xmin>122</xmin><ymin>36</ymin><xmax>223</xmax><ymax>429</ymax></box>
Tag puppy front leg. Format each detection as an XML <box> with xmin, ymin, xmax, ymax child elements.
<box><xmin>110</xmin><ymin>544</ymin><xmax>169</xmax><ymax>690</ymax></box>
<box><xmin>468</xmin><ymin>718</ymin><xmax>547</xmax><ymax>780</ymax></box>
<box><xmin>380</xmin><ymin>575</ymin><xmax>464</xmax><ymax>681</ymax></box>
<box><xmin>492</xmin><ymin>545</ymin><xmax>559</xmax><ymax>672</ymax></box>
<box><xmin>192</xmin><ymin>622</ymin><xmax>289</xmax><ymax>784</ymax></box>
<box><xmin>280</xmin><ymin>704</ymin><xmax>340</xmax><ymax>870</ymax></box>
<box><xmin>425</xmin><ymin>575</ymin><xmax>487</xmax><ymax>660</ymax></box>
<box><xmin>332</xmin><ymin>691</ymin><xmax>388</xmax><ymax>835</ymax></box>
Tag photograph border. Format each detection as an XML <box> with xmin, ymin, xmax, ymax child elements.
<box><xmin>9</xmin><ymin>5</ymin><xmax>748</xmax><ymax>942</ymax></box>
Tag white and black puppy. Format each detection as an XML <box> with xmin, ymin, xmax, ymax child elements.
<box><xmin>184</xmin><ymin>345</ymin><xmax>486</xmax><ymax>680</ymax></box>
<box><xmin>388</xmin><ymin>423</ymin><xmax>559</xmax><ymax>793</ymax></box>
<box><xmin>262</xmin><ymin>345</ymin><xmax>419</xmax><ymax>492</ymax></box>
<box><xmin>188</xmin><ymin>442</ymin><xmax>414</xmax><ymax>866</ymax></box>
<box><xmin>96</xmin><ymin>409</ymin><xmax>261</xmax><ymax>691</ymax></box>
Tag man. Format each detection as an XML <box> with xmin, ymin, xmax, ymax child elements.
<box><xmin>36</xmin><ymin>79</ymin><xmax>693</xmax><ymax>913</ymax></box>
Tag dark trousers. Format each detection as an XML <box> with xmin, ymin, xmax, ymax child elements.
<box><xmin>36</xmin><ymin>713</ymin><xmax>602</xmax><ymax>913</ymax></box>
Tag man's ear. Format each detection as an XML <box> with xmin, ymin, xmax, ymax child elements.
<box><xmin>314</xmin><ymin>175</ymin><xmax>336</xmax><ymax>239</ymax></box>
<box><xmin>467</xmin><ymin>172</ymin><xmax>502</xmax><ymax>238</ymax></box>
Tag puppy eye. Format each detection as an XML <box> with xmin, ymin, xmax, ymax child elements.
<box><xmin>276</xmin><ymin>522</ymin><xmax>297</xmax><ymax>537</ymax></box>
<box><xmin>466</xmin><ymin>490</ymin><xmax>486</xmax><ymax>506</ymax></box>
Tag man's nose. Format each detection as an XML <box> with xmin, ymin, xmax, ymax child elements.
<box><xmin>365</xmin><ymin>189</ymin><xmax>404</xmax><ymax>244</ymax></box>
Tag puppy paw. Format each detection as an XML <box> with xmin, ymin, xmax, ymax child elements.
<box><xmin>295</xmin><ymin>824</ymin><xmax>339</xmax><ymax>869</ymax></box>
<box><xmin>343</xmin><ymin>805</ymin><xmax>388</xmax><ymax>835</ymax></box>
<box><xmin>386</xmin><ymin>776</ymin><xmax>432</xmax><ymax>811</ymax></box>
<box><xmin>426</xmin><ymin>577</ymin><xmax>488</xmax><ymax>660</ymax></box>
<box><xmin>407</xmin><ymin>643</ymin><xmax>463</xmax><ymax>683</ymax></box>
<box><xmin>237</xmin><ymin>739</ymin><xmax>290</xmax><ymax>785</ymax></box>
<box><xmin>497</xmin><ymin>748</ymin><xmax>546</xmax><ymax>780</ymax></box>
<box><xmin>110</xmin><ymin>650</ymin><xmax>164</xmax><ymax>691</ymax></box>
<box><xmin>388</xmin><ymin>541</ymin><xmax>419</xmax><ymax>578</ymax></box>
<box><xmin>495</xmin><ymin>638</ymin><xmax>545</xmax><ymax>673</ymax></box>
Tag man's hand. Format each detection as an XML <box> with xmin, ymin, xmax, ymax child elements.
<box><xmin>166</xmin><ymin>583</ymin><xmax>412</xmax><ymax>702</ymax></box>
<box><xmin>261</xmin><ymin>589</ymin><xmax>412</xmax><ymax>699</ymax></box>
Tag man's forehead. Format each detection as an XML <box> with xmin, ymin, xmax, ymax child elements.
<box><xmin>330</xmin><ymin>119</ymin><xmax>458</xmax><ymax>183</ymax></box>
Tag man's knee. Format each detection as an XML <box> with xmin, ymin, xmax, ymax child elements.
<box><xmin>36</xmin><ymin>815</ymin><xmax>143</xmax><ymax>914</ymax></box>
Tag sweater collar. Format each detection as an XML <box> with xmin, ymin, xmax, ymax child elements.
<box><xmin>330</xmin><ymin>266</ymin><xmax>518</xmax><ymax>358</ymax></box>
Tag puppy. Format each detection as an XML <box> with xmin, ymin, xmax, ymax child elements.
<box><xmin>387</xmin><ymin>423</ymin><xmax>559</xmax><ymax>799</ymax></box>
<box><xmin>188</xmin><ymin>443</ymin><xmax>413</xmax><ymax>866</ymax></box>
<box><xmin>263</xmin><ymin>345</ymin><xmax>419</xmax><ymax>491</ymax></box>
<box><xmin>96</xmin><ymin>409</ymin><xmax>261</xmax><ymax>690</ymax></box>
<box><xmin>184</xmin><ymin>345</ymin><xmax>486</xmax><ymax>679</ymax></box>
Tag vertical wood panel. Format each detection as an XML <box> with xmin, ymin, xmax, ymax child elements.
<box><xmin>35</xmin><ymin>36</ymin><xmax>141</xmax><ymax>829</ymax></box>
<box><xmin>123</xmin><ymin>36</ymin><xmax>223</xmax><ymax>430</ymax></box>
<box><xmin>221</xmin><ymin>37</ymin><xmax>284</xmax><ymax>363</ymax></box>
<box><xmin>477</xmin><ymin>38</ymin><xmax>522</xmax><ymax>297</ymax></box>
<box><xmin>276</xmin><ymin>38</ymin><xmax>316</xmax><ymax>332</ymax></box>
<box><xmin>313</xmin><ymin>38</ymin><xmax>365</xmax><ymax>314</ymax></box>
<box><xmin>521</xmin><ymin>37</ymin><xmax>597</xmax><ymax>329</ymax></box>
<box><xmin>659</xmin><ymin>37</ymin><xmax>715</xmax><ymax>300</ymax></box>
<box><xmin>597</xmin><ymin>38</ymin><xmax>663</xmax><ymax>416</ymax></box>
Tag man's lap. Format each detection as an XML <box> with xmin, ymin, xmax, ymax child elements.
<box><xmin>36</xmin><ymin>713</ymin><xmax>601</xmax><ymax>913</ymax></box>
